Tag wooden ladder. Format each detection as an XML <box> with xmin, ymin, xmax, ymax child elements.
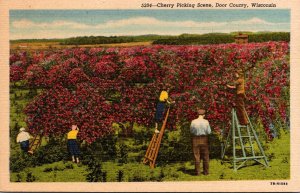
<box><xmin>28</xmin><ymin>132</ymin><xmax>43</xmax><ymax>154</ymax></box>
<box><xmin>143</xmin><ymin>107</ymin><xmax>170</xmax><ymax>168</ymax></box>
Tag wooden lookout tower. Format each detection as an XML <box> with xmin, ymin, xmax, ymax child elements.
<box><xmin>235</xmin><ymin>33</ymin><xmax>249</xmax><ymax>44</ymax></box>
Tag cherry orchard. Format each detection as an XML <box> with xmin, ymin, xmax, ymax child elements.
<box><xmin>10</xmin><ymin>41</ymin><xmax>289</xmax><ymax>143</ymax></box>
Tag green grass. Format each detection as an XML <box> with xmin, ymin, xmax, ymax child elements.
<box><xmin>10</xmin><ymin>129</ymin><xmax>289</xmax><ymax>182</ymax></box>
<box><xmin>11</xmin><ymin>161</ymin><xmax>88</xmax><ymax>182</ymax></box>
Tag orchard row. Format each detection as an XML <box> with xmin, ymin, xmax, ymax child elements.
<box><xmin>10</xmin><ymin>41</ymin><xmax>289</xmax><ymax>143</ymax></box>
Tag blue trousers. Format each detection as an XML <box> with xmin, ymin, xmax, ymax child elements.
<box><xmin>20</xmin><ymin>140</ymin><xmax>29</xmax><ymax>152</ymax></box>
<box><xmin>67</xmin><ymin>139</ymin><xmax>80</xmax><ymax>157</ymax></box>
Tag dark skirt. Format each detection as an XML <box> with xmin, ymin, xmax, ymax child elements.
<box><xmin>20</xmin><ymin>140</ymin><xmax>29</xmax><ymax>152</ymax></box>
<box><xmin>67</xmin><ymin>139</ymin><xmax>80</xmax><ymax>156</ymax></box>
<box><xmin>155</xmin><ymin>101</ymin><xmax>166</xmax><ymax>122</ymax></box>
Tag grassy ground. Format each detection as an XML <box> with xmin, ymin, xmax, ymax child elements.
<box><xmin>10</xmin><ymin>129</ymin><xmax>289</xmax><ymax>182</ymax></box>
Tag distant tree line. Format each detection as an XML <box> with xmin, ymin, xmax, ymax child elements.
<box><xmin>59</xmin><ymin>35</ymin><xmax>174</xmax><ymax>45</ymax></box>
<box><xmin>248</xmin><ymin>32</ymin><xmax>290</xmax><ymax>42</ymax></box>
<box><xmin>153</xmin><ymin>32</ymin><xmax>290</xmax><ymax>45</ymax></box>
<box><xmin>10</xmin><ymin>39</ymin><xmax>64</xmax><ymax>44</ymax></box>
<box><xmin>10</xmin><ymin>32</ymin><xmax>289</xmax><ymax>45</ymax></box>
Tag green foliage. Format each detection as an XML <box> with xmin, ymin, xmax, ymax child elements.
<box><xmin>65</xmin><ymin>162</ymin><xmax>74</xmax><ymax>169</ymax></box>
<box><xmin>16</xmin><ymin>173</ymin><xmax>22</xmax><ymax>182</ymax></box>
<box><xmin>154</xmin><ymin>33</ymin><xmax>235</xmax><ymax>45</ymax></box>
<box><xmin>102</xmin><ymin>171</ymin><xmax>107</xmax><ymax>182</ymax></box>
<box><xmin>158</xmin><ymin>168</ymin><xmax>165</xmax><ymax>181</ymax></box>
<box><xmin>10</xmin><ymin>137</ymin><xmax>69</xmax><ymax>173</ymax></box>
<box><xmin>60</xmin><ymin>35</ymin><xmax>174</xmax><ymax>45</ymax></box>
<box><xmin>116</xmin><ymin>170</ymin><xmax>124</xmax><ymax>182</ymax></box>
<box><xmin>53</xmin><ymin>164</ymin><xmax>66</xmax><ymax>171</ymax></box>
<box><xmin>156</xmin><ymin>123</ymin><xmax>192</xmax><ymax>165</ymax></box>
<box><xmin>117</xmin><ymin>142</ymin><xmax>128</xmax><ymax>164</ymax></box>
<box><xmin>11</xmin><ymin>129</ymin><xmax>290</xmax><ymax>182</ymax></box>
<box><xmin>10</xmin><ymin>38</ymin><xmax>64</xmax><ymax>44</ymax></box>
<box><xmin>83</xmin><ymin>148</ymin><xmax>108</xmax><ymax>182</ymax></box>
<box><xmin>248</xmin><ymin>32</ymin><xmax>290</xmax><ymax>42</ymax></box>
<box><xmin>26</xmin><ymin>171</ymin><xmax>36</xmax><ymax>182</ymax></box>
<box><xmin>11</xmin><ymin>161</ymin><xmax>88</xmax><ymax>182</ymax></box>
<box><xmin>12</xmin><ymin>32</ymin><xmax>289</xmax><ymax>46</ymax></box>
<box><xmin>153</xmin><ymin>32</ymin><xmax>290</xmax><ymax>45</ymax></box>
<box><xmin>43</xmin><ymin>167</ymin><xmax>53</xmax><ymax>172</ymax></box>
<box><xmin>34</xmin><ymin>137</ymin><xmax>69</xmax><ymax>164</ymax></box>
<box><xmin>131</xmin><ymin>171</ymin><xmax>147</xmax><ymax>182</ymax></box>
<box><xmin>82</xmin><ymin>135</ymin><xmax>118</xmax><ymax>162</ymax></box>
<box><xmin>86</xmin><ymin>160</ymin><xmax>104</xmax><ymax>182</ymax></box>
<box><xmin>10</xmin><ymin>152</ymin><xmax>37</xmax><ymax>173</ymax></box>
<box><xmin>27</xmin><ymin>89</ymin><xmax>38</xmax><ymax>98</ymax></box>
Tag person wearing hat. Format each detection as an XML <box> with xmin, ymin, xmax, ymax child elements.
<box><xmin>154</xmin><ymin>85</ymin><xmax>174</xmax><ymax>133</ymax></box>
<box><xmin>190</xmin><ymin>109</ymin><xmax>211</xmax><ymax>175</ymax></box>
<box><xmin>227</xmin><ymin>69</ymin><xmax>249</xmax><ymax>125</ymax></box>
<box><xmin>16</xmin><ymin>127</ymin><xmax>32</xmax><ymax>152</ymax></box>
<box><xmin>67</xmin><ymin>124</ymin><xmax>80</xmax><ymax>163</ymax></box>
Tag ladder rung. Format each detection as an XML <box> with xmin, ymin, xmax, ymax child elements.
<box><xmin>235</xmin><ymin>156</ymin><xmax>265</xmax><ymax>160</ymax></box>
<box><xmin>234</xmin><ymin>136</ymin><xmax>254</xmax><ymax>139</ymax></box>
<box><xmin>144</xmin><ymin>156</ymin><xmax>154</xmax><ymax>161</ymax></box>
<box><xmin>229</xmin><ymin>108</ymin><xmax>269</xmax><ymax>171</ymax></box>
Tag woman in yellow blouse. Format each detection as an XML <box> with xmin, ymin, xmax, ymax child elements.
<box><xmin>67</xmin><ymin>125</ymin><xmax>80</xmax><ymax>163</ymax></box>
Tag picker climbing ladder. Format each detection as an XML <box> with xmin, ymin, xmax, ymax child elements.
<box><xmin>222</xmin><ymin>108</ymin><xmax>269</xmax><ymax>171</ymax></box>
<box><xmin>143</xmin><ymin>107</ymin><xmax>170</xmax><ymax>168</ymax></box>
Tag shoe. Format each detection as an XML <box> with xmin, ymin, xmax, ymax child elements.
<box><xmin>28</xmin><ymin>150</ymin><xmax>34</xmax><ymax>154</ymax></box>
<box><xmin>155</xmin><ymin>129</ymin><xmax>160</xmax><ymax>134</ymax></box>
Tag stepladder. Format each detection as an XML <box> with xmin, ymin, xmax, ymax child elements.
<box><xmin>143</xmin><ymin>107</ymin><xmax>170</xmax><ymax>168</ymax></box>
<box><xmin>28</xmin><ymin>131</ymin><xmax>43</xmax><ymax>154</ymax></box>
<box><xmin>222</xmin><ymin>108</ymin><xmax>269</xmax><ymax>171</ymax></box>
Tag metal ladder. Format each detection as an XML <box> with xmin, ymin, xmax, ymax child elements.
<box><xmin>222</xmin><ymin>108</ymin><xmax>269</xmax><ymax>171</ymax></box>
<box><xmin>143</xmin><ymin>107</ymin><xmax>170</xmax><ymax>169</ymax></box>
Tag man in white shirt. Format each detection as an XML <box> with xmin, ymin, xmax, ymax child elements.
<box><xmin>190</xmin><ymin>109</ymin><xmax>211</xmax><ymax>175</ymax></box>
<box><xmin>16</xmin><ymin>127</ymin><xmax>32</xmax><ymax>152</ymax></box>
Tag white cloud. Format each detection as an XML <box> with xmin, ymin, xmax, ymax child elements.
<box><xmin>10</xmin><ymin>17</ymin><xmax>289</xmax><ymax>39</ymax></box>
<box><xmin>12</xmin><ymin>19</ymin><xmax>90</xmax><ymax>29</ymax></box>
<box><xmin>100</xmin><ymin>17</ymin><xmax>226</xmax><ymax>28</ymax></box>
<box><xmin>231</xmin><ymin>17</ymin><xmax>276</xmax><ymax>25</ymax></box>
<box><xmin>12</xmin><ymin>17</ymin><xmax>227</xmax><ymax>29</ymax></box>
<box><xmin>12</xmin><ymin>17</ymin><xmax>286</xmax><ymax>30</ymax></box>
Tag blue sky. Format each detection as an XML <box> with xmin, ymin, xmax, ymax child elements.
<box><xmin>10</xmin><ymin>10</ymin><xmax>290</xmax><ymax>39</ymax></box>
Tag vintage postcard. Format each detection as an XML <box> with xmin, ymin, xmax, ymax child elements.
<box><xmin>0</xmin><ymin>0</ymin><xmax>299</xmax><ymax>192</ymax></box>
